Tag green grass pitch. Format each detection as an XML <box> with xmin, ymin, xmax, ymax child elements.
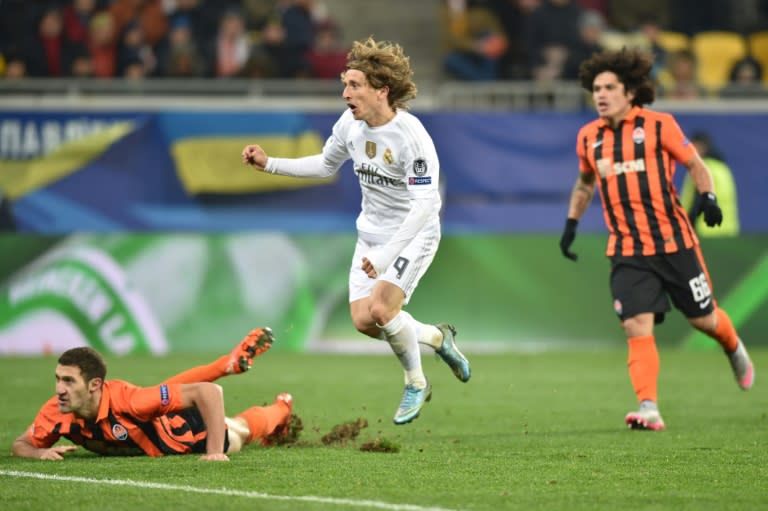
<box><xmin>0</xmin><ymin>349</ymin><xmax>765</xmax><ymax>511</ymax></box>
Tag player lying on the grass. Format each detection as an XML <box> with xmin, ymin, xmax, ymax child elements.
<box><xmin>11</xmin><ymin>327</ymin><xmax>298</xmax><ymax>462</ymax></box>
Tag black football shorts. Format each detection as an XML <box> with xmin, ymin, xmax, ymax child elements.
<box><xmin>609</xmin><ymin>248</ymin><xmax>714</xmax><ymax>324</ymax></box>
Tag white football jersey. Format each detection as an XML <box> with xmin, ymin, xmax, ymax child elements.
<box><xmin>322</xmin><ymin>109</ymin><xmax>442</xmax><ymax>237</ymax></box>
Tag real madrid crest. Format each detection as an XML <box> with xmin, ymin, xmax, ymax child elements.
<box><xmin>632</xmin><ymin>127</ymin><xmax>645</xmax><ymax>144</ymax></box>
<box><xmin>383</xmin><ymin>148</ymin><xmax>393</xmax><ymax>165</ymax></box>
<box><xmin>413</xmin><ymin>158</ymin><xmax>427</xmax><ymax>176</ymax></box>
<box><xmin>365</xmin><ymin>141</ymin><xmax>377</xmax><ymax>159</ymax></box>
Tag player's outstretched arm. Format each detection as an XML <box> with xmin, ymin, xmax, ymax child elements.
<box><xmin>242</xmin><ymin>144</ymin><xmax>268</xmax><ymax>169</ymax></box>
<box><xmin>11</xmin><ymin>433</ymin><xmax>76</xmax><ymax>460</ymax></box>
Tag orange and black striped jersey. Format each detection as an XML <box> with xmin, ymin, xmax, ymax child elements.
<box><xmin>577</xmin><ymin>106</ymin><xmax>700</xmax><ymax>256</ymax></box>
<box><xmin>24</xmin><ymin>380</ymin><xmax>209</xmax><ymax>457</ymax></box>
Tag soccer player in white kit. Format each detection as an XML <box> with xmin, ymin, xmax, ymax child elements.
<box><xmin>241</xmin><ymin>37</ymin><xmax>471</xmax><ymax>425</ymax></box>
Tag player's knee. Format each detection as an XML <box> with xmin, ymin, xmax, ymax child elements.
<box><xmin>224</xmin><ymin>417</ymin><xmax>246</xmax><ymax>453</ymax></box>
<box><xmin>621</xmin><ymin>313</ymin><xmax>654</xmax><ymax>337</ymax></box>
<box><xmin>689</xmin><ymin>312</ymin><xmax>717</xmax><ymax>333</ymax></box>
<box><xmin>368</xmin><ymin>302</ymin><xmax>397</xmax><ymax>327</ymax></box>
<box><xmin>350</xmin><ymin>313</ymin><xmax>374</xmax><ymax>334</ymax></box>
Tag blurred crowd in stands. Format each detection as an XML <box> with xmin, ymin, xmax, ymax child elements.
<box><xmin>1</xmin><ymin>0</ymin><xmax>768</xmax><ymax>100</ymax></box>
<box><xmin>0</xmin><ymin>0</ymin><xmax>348</xmax><ymax>80</ymax></box>
<box><xmin>442</xmin><ymin>0</ymin><xmax>768</xmax><ymax>98</ymax></box>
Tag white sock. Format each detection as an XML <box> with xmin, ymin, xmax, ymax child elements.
<box><xmin>380</xmin><ymin>312</ymin><xmax>426</xmax><ymax>387</ymax></box>
<box><xmin>398</xmin><ymin>310</ymin><xmax>443</xmax><ymax>349</ymax></box>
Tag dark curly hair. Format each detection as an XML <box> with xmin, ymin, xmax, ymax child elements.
<box><xmin>578</xmin><ymin>48</ymin><xmax>655</xmax><ymax>106</ymax></box>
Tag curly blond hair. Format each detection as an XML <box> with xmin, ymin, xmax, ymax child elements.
<box><xmin>344</xmin><ymin>36</ymin><xmax>418</xmax><ymax>110</ymax></box>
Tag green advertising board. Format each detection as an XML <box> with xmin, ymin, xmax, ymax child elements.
<box><xmin>1</xmin><ymin>233</ymin><xmax>765</xmax><ymax>355</ymax></box>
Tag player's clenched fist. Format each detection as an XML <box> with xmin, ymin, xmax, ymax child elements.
<box><xmin>242</xmin><ymin>145</ymin><xmax>268</xmax><ymax>169</ymax></box>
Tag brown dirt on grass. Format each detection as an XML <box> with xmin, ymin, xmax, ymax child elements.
<box><xmin>321</xmin><ymin>417</ymin><xmax>368</xmax><ymax>445</ymax></box>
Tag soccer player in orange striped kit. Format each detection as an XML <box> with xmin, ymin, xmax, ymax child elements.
<box><xmin>12</xmin><ymin>328</ymin><xmax>297</xmax><ymax>460</ymax></box>
<box><xmin>559</xmin><ymin>48</ymin><xmax>754</xmax><ymax>431</ymax></box>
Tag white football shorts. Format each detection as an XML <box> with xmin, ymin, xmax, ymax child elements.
<box><xmin>348</xmin><ymin>227</ymin><xmax>441</xmax><ymax>305</ymax></box>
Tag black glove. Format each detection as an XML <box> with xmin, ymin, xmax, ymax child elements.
<box><xmin>559</xmin><ymin>218</ymin><xmax>579</xmax><ymax>261</ymax></box>
<box><xmin>689</xmin><ymin>192</ymin><xmax>723</xmax><ymax>227</ymax></box>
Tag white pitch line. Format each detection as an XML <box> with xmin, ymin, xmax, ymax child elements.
<box><xmin>0</xmin><ymin>470</ymin><xmax>458</xmax><ymax>511</ymax></box>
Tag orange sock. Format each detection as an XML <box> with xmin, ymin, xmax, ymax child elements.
<box><xmin>237</xmin><ymin>401</ymin><xmax>290</xmax><ymax>444</ymax></box>
<box><xmin>627</xmin><ymin>335</ymin><xmax>659</xmax><ymax>404</ymax></box>
<box><xmin>710</xmin><ymin>308</ymin><xmax>739</xmax><ymax>353</ymax></box>
<box><xmin>162</xmin><ymin>356</ymin><xmax>229</xmax><ymax>384</ymax></box>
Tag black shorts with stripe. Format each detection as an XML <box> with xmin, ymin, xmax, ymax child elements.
<box><xmin>609</xmin><ymin>248</ymin><xmax>714</xmax><ymax>324</ymax></box>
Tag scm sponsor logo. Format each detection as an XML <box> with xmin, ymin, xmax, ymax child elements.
<box><xmin>596</xmin><ymin>158</ymin><xmax>646</xmax><ymax>178</ymax></box>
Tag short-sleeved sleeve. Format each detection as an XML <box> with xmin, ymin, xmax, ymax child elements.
<box><xmin>26</xmin><ymin>397</ymin><xmax>65</xmax><ymax>448</ymax></box>
<box><xmin>576</xmin><ymin>125</ymin><xmax>594</xmax><ymax>175</ymax></box>
<box><xmin>107</xmin><ymin>381</ymin><xmax>185</xmax><ymax>421</ymax></box>
<box><xmin>660</xmin><ymin>113</ymin><xmax>697</xmax><ymax>164</ymax></box>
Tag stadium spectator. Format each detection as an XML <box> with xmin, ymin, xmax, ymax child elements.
<box><xmin>0</xmin><ymin>52</ymin><xmax>27</xmax><ymax>79</ymax></box>
<box><xmin>719</xmin><ymin>56</ymin><xmax>768</xmax><ymax>99</ymax></box>
<box><xmin>109</xmin><ymin>0</ymin><xmax>168</xmax><ymax>48</ymax></box>
<box><xmin>241</xmin><ymin>0</ymin><xmax>279</xmax><ymax>31</ymax></box>
<box><xmin>261</xmin><ymin>0</ymin><xmax>317</xmax><ymax>78</ymax></box>
<box><xmin>211</xmin><ymin>7</ymin><xmax>252</xmax><ymax>78</ymax></box>
<box><xmin>657</xmin><ymin>49</ymin><xmax>706</xmax><ymax>99</ymax></box>
<box><xmin>605</xmin><ymin>0</ymin><xmax>669</xmax><ymax>32</ymax></box>
<box><xmin>156</xmin><ymin>15</ymin><xmax>207</xmax><ymax>77</ymax></box>
<box><xmin>440</xmin><ymin>0</ymin><xmax>509</xmax><ymax>81</ymax></box>
<box><xmin>165</xmin><ymin>0</ymin><xmax>222</xmax><ymax>46</ymax></box>
<box><xmin>241</xmin><ymin>37</ymin><xmax>472</xmax><ymax>426</ymax></box>
<box><xmin>86</xmin><ymin>11</ymin><xmax>117</xmax><ymax>78</ymax></box>
<box><xmin>525</xmin><ymin>0</ymin><xmax>584</xmax><ymax>80</ymax></box>
<box><xmin>68</xmin><ymin>44</ymin><xmax>95</xmax><ymax>77</ymax></box>
<box><xmin>23</xmin><ymin>6</ymin><xmax>78</xmax><ymax>77</ymax></box>
<box><xmin>633</xmin><ymin>15</ymin><xmax>670</xmax><ymax>82</ymax></box>
<box><xmin>559</xmin><ymin>48</ymin><xmax>754</xmax><ymax>431</ymax></box>
<box><xmin>116</xmin><ymin>20</ymin><xmax>157</xmax><ymax>77</ymax></box>
<box><xmin>562</xmin><ymin>9</ymin><xmax>607</xmax><ymax>79</ymax></box>
<box><xmin>62</xmin><ymin>0</ymin><xmax>101</xmax><ymax>45</ymax></box>
<box><xmin>489</xmin><ymin>0</ymin><xmax>541</xmax><ymax>79</ymax></box>
<box><xmin>681</xmin><ymin>132</ymin><xmax>740</xmax><ymax>237</ymax></box>
<box><xmin>11</xmin><ymin>328</ymin><xmax>299</xmax><ymax>461</ymax></box>
<box><xmin>121</xmin><ymin>55</ymin><xmax>146</xmax><ymax>79</ymax></box>
<box><xmin>306</xmin><ymin>20</ymin><xmax>347</xmax><ymax>79</ymax></box>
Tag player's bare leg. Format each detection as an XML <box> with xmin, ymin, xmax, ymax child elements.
<box><xmin>229</xmin><ymin>393</ymin><xmax>300</xmax><ymax>451</ymax></box>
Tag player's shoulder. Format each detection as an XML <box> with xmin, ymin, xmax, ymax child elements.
<box><xmin>637</xmin><ymin>107</ymin><xmax>676</xmax><ymax>124</ymax></box>
<box><xmin>333</xmin><ymin>109</ymin><xmax>356</xmax><ymax>132</ymax></box>
<box><xmin>394</xmin><ymin>109</ymin><xmax>426</xmax><ymax>129</ymax></box>
<box><xmin>392</xmin><ymin>110</ymin><xmax>432</xmax><ymax>144</ymax></box>
<box><xmin>38</xmin><ymin>394</ymin><xmax>62</xmax><ymax>413</ymax></box>
<box><xmin>104</xmin><ymin>379</ymin><xmax>139</xmax><ymax>396</ymax></box>
<box><xmin>34</xmin><ymin>395</ymin><xmax>71</xmax><ymax>424</ymax></box>
<box><xmin>577</xmin><ymin>118</ymin><xmax>602</xmax><ymax>139</ymax></box>
<box><xmin>338</xmin><ymin>108</ymin><xmax>355</xmax><ymax>123</ymax></box>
